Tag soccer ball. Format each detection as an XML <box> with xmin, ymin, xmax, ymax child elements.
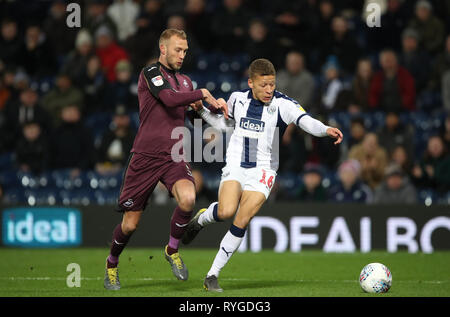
<box><xmin>359</xmin><ymin>263</ymin><xmax>392</xmax><ymax>293</ymax></box>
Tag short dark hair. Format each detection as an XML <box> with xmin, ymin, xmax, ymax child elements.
<box><xmin>248</xmin><ymin>58</ymin><xmax>276</xmax><ymax>79</ymax></box>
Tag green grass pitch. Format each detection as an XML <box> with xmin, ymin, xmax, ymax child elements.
<box><xmin>0</xmin><ymin>248</ymin><xmax>449</xmax><ymax>297</ymax></box>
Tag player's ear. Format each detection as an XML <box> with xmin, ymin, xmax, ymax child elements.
<box><xmin>159</xmin><ymin>43</ymin><xmax>167</xmax><ymax>56</ymax></box>
<box><xmin>248</xmin><ymin>78</ymin><xmax>253</xmax><ymax>89</ymax></box>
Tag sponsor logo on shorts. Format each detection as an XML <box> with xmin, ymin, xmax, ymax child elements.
<box><xmin>151</xmin><ymin>75</ymin><xmax>164</xmax><ymax>87</ymax></box>
<box><xmin>175</xmin><ymin>223</ymin><xmax>188</xmax><ymax>228</ymax></box>
<box><xmin>123</xmin><ymin>199</ymin><xmax>134</xmax><ymax>208</ymax></box>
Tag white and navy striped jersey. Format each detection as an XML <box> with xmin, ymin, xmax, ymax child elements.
<box><xmin>224</xmin><ymin>89</ymin><xmax>311</xmax><ymax>171</ymax></box>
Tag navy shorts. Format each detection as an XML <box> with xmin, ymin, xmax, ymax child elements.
<box><xmin>117</xmin><ymin>152</ymin><xmax>195</xmax><ymax>212</ymax></box>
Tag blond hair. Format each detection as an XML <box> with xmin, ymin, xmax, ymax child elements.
<box><xmin>159</xmin><ymin>28</ymin><xmax>187</xmax><ymax>46</ymax></box>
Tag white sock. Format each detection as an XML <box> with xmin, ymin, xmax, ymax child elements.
<box><xmin>198</xmin><ymin>202</ymin><xmax>219</xmax><ymax>227</ymax></box>
<box><xmin>207</xmin><ymin>226</ymin><xmax>245</xmax><ymax>277</ymax></box>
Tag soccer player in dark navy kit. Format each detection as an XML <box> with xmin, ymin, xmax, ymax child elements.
<box><xmin>104</xmin><ymin>29</ymin><xmax>228</xmax><ymax>290</ymax></box>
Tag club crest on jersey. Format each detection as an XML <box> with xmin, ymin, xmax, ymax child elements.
<box><xmin>183</xmin><ymin>79</ymin><xmax>189</xmax><ymax>88</ymax></box>
<box><xmin>267</xmin><ymin>104</ymin><xmax>276</xmax><ymax>115</ymax></box>
<box><xmin>151</xmin><ymin>75</ymin><xmax>164</xmax><ymax>87</ymax></box>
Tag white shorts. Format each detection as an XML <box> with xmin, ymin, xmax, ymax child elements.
<box><xmin>219</xmin><ymin>164</ymin><xmax>277</xmax><ymax>199</ymax></box>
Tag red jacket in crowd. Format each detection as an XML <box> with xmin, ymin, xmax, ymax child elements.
<box><xmin>96</xmin><ymin>42</ymin><xmax>129</xmax><ymax>82</ymax></box>
<box><xmin>369</xmin><ymin>66</ymin><xmax>416</xmax><ymax>111</ymax></box>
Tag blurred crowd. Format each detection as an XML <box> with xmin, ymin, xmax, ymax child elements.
<box><xmin>0</xmin><ymin>0</ymin><xmax>450</xmax><ymax>205</ymax></box>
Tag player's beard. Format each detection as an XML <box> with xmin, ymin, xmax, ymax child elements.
<box><xmin>167</xmin><ymin>56</ymin><xmax>183</xmax><ymax>71</ymax></box>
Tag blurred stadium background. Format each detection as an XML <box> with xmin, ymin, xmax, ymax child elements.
<box><xmin>0</xmin><ymin>1</ymin><xmax>449</xmax><ymax>250</ymax></box>
<box><xmin>0</xmin><ymin>0</ymin><xmax>449</xmax><ymax>298</ymax></box>
<box><xmin>0</xmin><ymin>0</ymin><xmax>450</xmax><ymax>207</ymax></box>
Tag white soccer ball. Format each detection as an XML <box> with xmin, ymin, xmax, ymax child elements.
<box><xmin>359</xmin><ymin>263</ymin><xmax>392</xmax><ymax>293</ymax></box>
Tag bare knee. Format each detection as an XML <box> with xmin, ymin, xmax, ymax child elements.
<box><xmin>217</xmin><ymin>204</ymin><xmax>237</xmax><ymax>220</ymax></box>
<box><xmin>121</xmin><ymin>212</ymin><xmax>141</xmax><ymax>235</ymax></box>
<box><xmin>178</xmin><ymin>193</ymin><xmax>196</xmax><ymax>211</ymax></box>
<box><xmin>121</xmin><ymin>221</ymin><xmax>138</xmax><ymax>235</ymax></box>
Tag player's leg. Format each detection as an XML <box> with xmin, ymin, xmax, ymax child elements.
<box><xmin>182</xmin><ymin>180</ymin><xmax>242</xmax><ymax>245</ymax></box>
<box><xmin>161</xmin><ymin>161</ymin><xmax>197</xmax><ymax>281</ymax></box>
<box><xmin>105</xmin><ymin>210</ymin><xmax>144</xmax><ymax>290</ymax></box>
<box><xmin>105</xmin><ymin>152</ymin><xmax>158</xmax><ymax>290</ymax></box>
<box><xmin>204</xmin><ymin>167</ymin><xmax>275</xmax><ymax>291</ymax></box>
<box><xmin>168</xmin><ymin>178</ymin><xmax>196</xmax><ymax>254</ymax></box>
<box><xmin>107</xmin><ymin>210</ymin><xmax>143</xmax><ymax>267</ymax></box>
<box><xmin>205</xmin><ymin>190</ymin><xmax>266</xmax><ymax>290</ymax></box>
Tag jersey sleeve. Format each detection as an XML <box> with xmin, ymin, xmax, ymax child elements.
<box><xmin>142</xmin><ymin>64</ymin><xmax>173</xmax><ymax>99</ymax></box>
<box><xmin>226</xmin><ymin>92</ymin><xmax>238</xmax><ymax>119</ymax></box>
<box><xmin>279</xmin><ymin>98</ymin><xmax>308</xmax><ymax>126</ymax></box>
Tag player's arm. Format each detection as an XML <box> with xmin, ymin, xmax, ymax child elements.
<box><xmin>142</xmin><ymin>65</ymin><xmax>203</xmax><ymax>107</ymax></box>
<box><xmin>191</xmin><ymin>99</ymin><xmax>235</xmax><ymax>132</ymax></box>
<box><xmin>297</xmin><ymin>115</ymin><xmax>343</xmax><ymax>145</ymax></box>
<box><xmin>142</xmin><ymin>65</ymin><xmax>228</xmax><ymax>115</ymax></box>
<box><xmin>282</xmin><ymin>99</ymin><xmax>343</xmax><ymax>144</ymax></box>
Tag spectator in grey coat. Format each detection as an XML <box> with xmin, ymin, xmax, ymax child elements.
<box><xmin>276</xmin><ymin>51</ymin><xmax>315</xmax><ymax>107</ymax></box>
<box><xmin>373</xmin><ymin>163</ymin><xmax>418</xmax><ymax>204</ymax></box>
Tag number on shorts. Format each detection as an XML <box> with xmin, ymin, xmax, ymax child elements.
<box><xmin>259</xmin><ymin>169</ymin><xmax>274</xmax><ymax>189</ymax></box>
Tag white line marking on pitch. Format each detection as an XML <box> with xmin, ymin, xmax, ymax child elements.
<box><xmin>1</xmin><ymin>277</ymin><xmax>448</xmax><ymax>284</ymax></box>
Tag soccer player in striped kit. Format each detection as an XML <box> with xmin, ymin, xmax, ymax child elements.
<box><xmin>184</xmin><ymin>58</ymin><xmax>343</xmax><ymax>292</ymax></box>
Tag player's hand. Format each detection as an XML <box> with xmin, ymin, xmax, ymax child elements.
<box><xmin>217</xmin><ymin>98</ymin><xmax>229</xmax><ymax>119</ymax></box>
<box><xmin>326</xmin><ymin>127</ymin><xmax>343</xmax><ymax>145</ymax></box>
<box><xmin>190</xmin><ymin>100</ymin><xmax>203</xmax><ymax>111</ymax></box>
<box><xmin>200</xmin><ymin>89</ymin><xmax>229</xmax><ymax>119</ymax></box>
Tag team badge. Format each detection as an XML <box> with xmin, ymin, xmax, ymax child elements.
<box><xmin>267</xmin><ymin>105</ymin><xmax>276</xmax><ymax>115</ymax></box>
<box><xmin>183</xmin><ymin>79</ymin><xmax>189</xmax><ymax>88</ymax></box>
<box><xmin>151</xmin><ymin>75</ymin><xmax>164</xmax><ymax>87</ymax></box>
<box><xmin>123</xmin><ymin>198</ymin><xmax>134</xmax><ymax>208</ymax></box>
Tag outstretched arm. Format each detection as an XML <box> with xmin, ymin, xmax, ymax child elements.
<box><xmin>192</xmin><ymin>100</ymin><xmax>234</xmax><ymax>132</ymax></box>
<box><xmin>297</xmin><ymin>114</ymin><xmax>343</xmax><ymax>145</ymax></box>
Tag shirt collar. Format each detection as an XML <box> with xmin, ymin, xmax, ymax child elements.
<box><xmin>158</xmin><ymin>61</ymin><xmax>177</xmax><ymax>75</ymax></box>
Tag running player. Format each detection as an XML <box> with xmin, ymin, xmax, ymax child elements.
<box><xmin>104</xmin><ymin>29</ymin><xmax>228</xmax><ymax>290</ymax></box>
<box><xmin>184</xmin><ymin>58</ymin><xmax>343</xmax><ymax>292</ymax></box>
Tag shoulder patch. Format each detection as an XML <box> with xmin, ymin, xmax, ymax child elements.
<box><xmin>151</xmin><ymin>75</ymin><xmax>164</xmax><ymax>87</ymax></box>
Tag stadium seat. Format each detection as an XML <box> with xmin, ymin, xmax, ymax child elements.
<box><xmin>277</xmin><ymin>172</ymin><xmax>303</xmax><ymax>193</ymax></box>
<box><xmin>51</xmin><ymin>169</ymin><xmax>85</xmax><ymax>190</ymax></box>
<box><xmin>418</xmin><ymin>189</ymin><xmax>439</xmax><ymax>206</ymax></box>
<box><xmin>94</xmin><ymin>189</ymin><xmax>119</xmax><ymax>205</ymax></box>
<box><xmin>84</xmin><ymin>112</ymin><xmax>113</xmax><ymax>146</ymax></box>
<box><xmin>322</xmin><ymin>171</ymin><xmax>339</xmax><ymax>189</ymax></box>
<box><xmin>0</xmin><ymin>169</ymin><xmax>20</xmax><ymax>189</ymax></box>
<box><xmin>0</xmin><ymin>152</ymin><xmax>14</xmax><ymax>171</ymax></box>
<box><xmin>2</xmin><ymin>187</ymin><xmax>25</xmax><ymax>205</ymax></box>
<box><xmin>24</xmin><ymin>188</ymin><xmax>59</xmax><ymax>206</ymax></box>
<box><xmin>437</xmin><ymin>191</ymin><xmax>450</xmax><ymax>205</ymax></box>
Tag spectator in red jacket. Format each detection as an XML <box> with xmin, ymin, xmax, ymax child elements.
<box><xmin>369</xmin><ymin>49</ymin><xmax>416</xmax><ymax>112</ymax></box>
<box><xmin>95</xmin><ymin>25</ymin><xmax>129</xmax><ymax>82</ymax></box>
